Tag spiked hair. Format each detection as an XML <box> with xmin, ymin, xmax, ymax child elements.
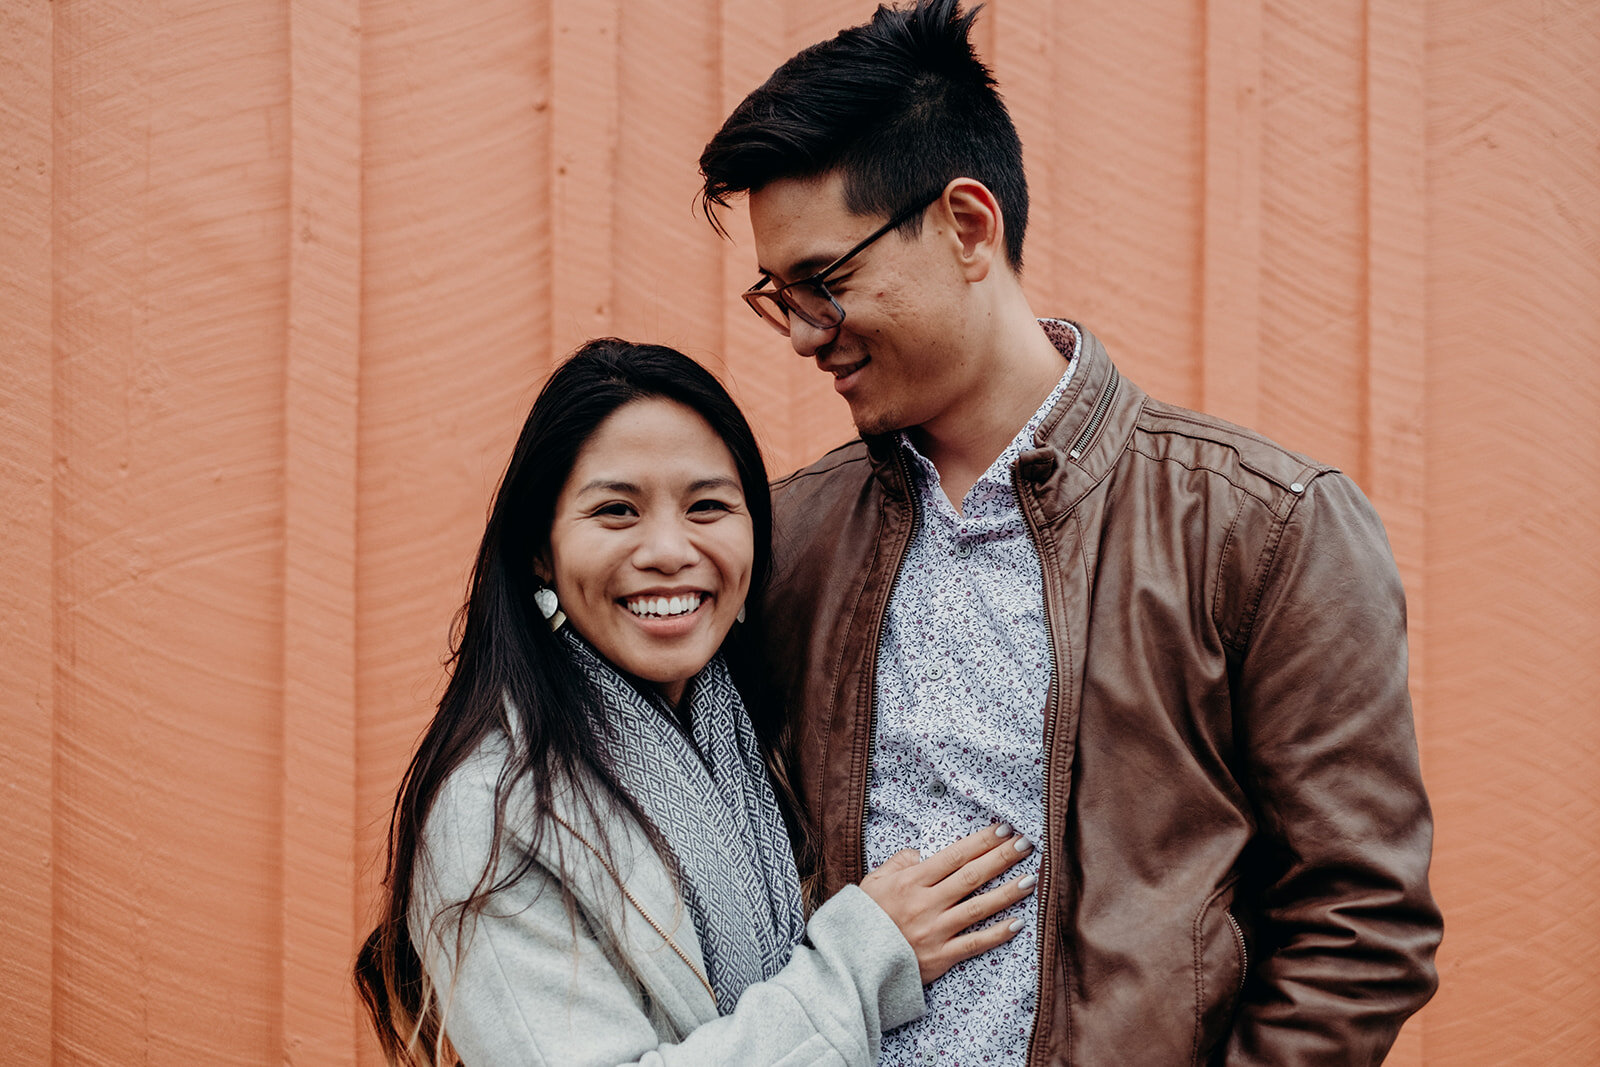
<box><xmin>699</xmin><ymin>0</ymin><xmax>1028</xmax><ymax>269</ymax></box>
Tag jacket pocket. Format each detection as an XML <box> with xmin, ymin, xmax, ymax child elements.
<box><xmin>1191</xmin><ymin>885</ymin><xmax>1249</xmax><ymax>1065</ymax></box>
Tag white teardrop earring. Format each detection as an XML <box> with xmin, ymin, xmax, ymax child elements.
<box><xmin>534</xmin><ymin>586</ymin><xmax>566</xmax><ymax>632</ymax></box>
<box><xmin>736</xmin><ymin>604</ymin><xmax>746</xmax><ymax>624</ymax></box>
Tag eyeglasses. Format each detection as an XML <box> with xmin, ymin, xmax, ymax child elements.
<box><xmin>741</xmin><ymin>190</ymin><xmax>943</xmax><ymax>336</ymax></box>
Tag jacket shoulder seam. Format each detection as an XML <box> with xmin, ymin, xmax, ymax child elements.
<box><xmin>770</xmin><ymin>440</ymin><xmax>869</xmax><ymax>490</ymax></box>
<box><xmin>1133</xmin><ymin>407</ymin><xmax>1331</xmax><ymax>500</ymax></box>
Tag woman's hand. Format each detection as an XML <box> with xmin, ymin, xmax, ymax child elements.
<box><xmin>858</xmin><ymin>824</ymin><xmax>1038</xmax><ymax>984</ymax></box>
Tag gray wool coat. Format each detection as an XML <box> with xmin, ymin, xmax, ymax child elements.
<box><xmin>411</xmin><ymin>732</ymin><xmax>926</xmax><ymax>1066</ymax></box>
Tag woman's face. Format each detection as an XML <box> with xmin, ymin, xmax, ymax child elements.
<box><xmin>544</xmin><ymin>397</ymin><xmax>754</xmax><ymax>706</ymax></box>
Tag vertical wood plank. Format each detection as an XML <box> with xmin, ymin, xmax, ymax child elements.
<box><xmin>1256</xmin><ymin>0</ymin><xmax>1367</xmax><ymax>468</ymax></box>
<box><xmin>1200</xmin><ymin>0</ymin><xmax>1262</xmax><ymax>427</ymax></box>
<box><xmin>550</xmin><ymin>0</ymin><xmax>620</xmax><ymax>356</ymax></box>
<box><xmin>611</xmin><ymin>0</ymin><xmax>722</xmax><ymax>359</ymax></box>
<box><xmin>52</xmin><ymin>0</ymin><xmax>289</xmax><ymax>1060</ymax></box>
<box><xmin>1423</xmin><ymin>0</ymin><xmax>1600</xmax><ymax>1061</ymax></box>
<box><xmin>1361</xmin><ymin>0</ymin><xmax>1427</xmax><ymax>532</ymax></box>
<box><xmin>0</xmin><ymin>3</ymin><xmax>56</xmax><ymax>1063</ymax></box>
<box><xmin>283</xmin><ymin>0</ymin><xmax>362</xmax><ymax>1063</ymax></box>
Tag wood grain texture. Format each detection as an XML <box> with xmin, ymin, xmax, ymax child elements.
<box><xmin>283</xmin><ymin>0</ymin><xmax>361</xmax><ymax>1062</ymax></box>
<box><xmin>1201</xmin><ymin>0</ymin><xmax>1263</xmax><ymax>428</ymax></box>
<box><xmin>2</xmin><ymin>0</ymin><xmax>1597</xmax><ymax>1062</ymax></box>
<box><xmin>50</xmin><ymin>1</ymin><xmax>289</xmax><ymax>1061</ymax></box>
<box><xmin>0</xmin><ymin>4</ymin><xmax>56</xmax><ymax>1063</ymax></box>
<box><xmin>1423</xmin><ymin>0</ymin><xmax>1600</xmax><ymax>1061</ymax></box>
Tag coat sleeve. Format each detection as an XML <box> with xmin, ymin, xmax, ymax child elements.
<box><xmin>1224</xmin><ymin>472</ymin><xmax>1442</xmax><ymax>1065</ymax></box>
<box><xmin>412</xmin><ymin>756</ymin><xmax>925</xmax><ymax>1067</ymax></box>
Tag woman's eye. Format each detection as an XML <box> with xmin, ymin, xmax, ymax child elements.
<box><xmin>689</xmin><ymin>498</ymin><xmax>735</xmax><ymax>516</ymax></box>
<box><xmin>592</xmin><ymin>502</ymin><xmax>637</xmax><ymax>519</ymax></box>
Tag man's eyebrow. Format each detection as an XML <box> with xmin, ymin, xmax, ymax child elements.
<box><xmin>754</xmin><ymin>252</ymin><xmax>838</xmax><ymax>284</ymax></box>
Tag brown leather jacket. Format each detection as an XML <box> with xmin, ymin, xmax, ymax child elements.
<box><xmin>760</xmin><ymin>323</ymin><xmax>1441</xmax><ymax>1066</ymax></box>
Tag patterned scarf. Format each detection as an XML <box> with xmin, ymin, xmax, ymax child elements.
<box><xmin>562</xmin><ymin>630</ymin><xmax>806</xmax><ymax>1012</ymax></box>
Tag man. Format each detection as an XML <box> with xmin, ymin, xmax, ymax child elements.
<box><xmin>699</xmin><ymin>1</ymin><xmax>1442</xmax><ymax>1064</ymax></box>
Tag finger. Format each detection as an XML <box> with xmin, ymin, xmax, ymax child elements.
<box><xmin>939</xmin><ymin>913</ymin><xmax>1031</xmax><ymax>970</ymax></box>
<box><xmin>942</xmin><ymin>871</ymin><xmax>1039</xmax><ymax>934</ymax></box>
<box><xmin>862</xmin><ymin>847</ymin><xmax>923</xmax><ymax>884</ymax></box>
<box><xmin>913</xmin><ymin>823</ymin><xmax>1017</xmax><ymax>886</ymax></box>
<box><xmin>928</xmin><ymin>831</ymin><xmax>1035</xmax><ymax>900</ymax></box>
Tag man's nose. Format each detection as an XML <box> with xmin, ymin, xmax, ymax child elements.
<box><xmin>788</xmin><ymin>317</ymin><xmax>838</xmax><ymax>359</ymax></box>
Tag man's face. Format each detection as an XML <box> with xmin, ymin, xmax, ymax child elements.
<box><xmin>747</xmin><ymin>172</ymin><xmax>978</xmax><ymax>438</ymax></box>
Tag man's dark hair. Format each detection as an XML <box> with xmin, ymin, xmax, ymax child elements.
<box><xmin>699</xmin><ymin>0</ymin><xmax>1029</xmax><ymax>270</ymax></box>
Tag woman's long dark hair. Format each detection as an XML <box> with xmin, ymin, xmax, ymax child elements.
<box><xmin>354</xmin><ymin>339</ymin><xmax>796</xmax><ymax>1066</ymax></box>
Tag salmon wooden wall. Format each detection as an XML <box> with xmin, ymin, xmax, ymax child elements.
<box><xmin>2</xmin><ymin>0</ymin><xmax>1596</xmax><ymax>1063</ymax></box>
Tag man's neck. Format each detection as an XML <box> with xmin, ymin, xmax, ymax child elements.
<box><xmin>907</xmin><ymin>309</ymin><xmax>1067</xmax><ymax>512</ymax></box>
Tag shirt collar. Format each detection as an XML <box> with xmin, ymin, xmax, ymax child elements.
<box><xmin>896</xmin><ymin>319</ymin><xmax>1082</xmax><ymax>509</ymax></box>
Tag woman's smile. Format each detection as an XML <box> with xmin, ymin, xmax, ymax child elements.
<box><xmin>624</xmin><ymin>591</ymin><xmax>707</xmax><ymax>619</ymax></box>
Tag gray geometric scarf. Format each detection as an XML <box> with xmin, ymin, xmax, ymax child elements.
<box><xmin>562</xmin><ymin>629</ymin><xmax>806</xmax><ymax>1013</ymax></box>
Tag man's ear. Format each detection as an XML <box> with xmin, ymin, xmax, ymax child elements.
<box><xmin>939</xmin><ymin>178</ymin><xmax>1003</xmax><ymax>283</ymax></box>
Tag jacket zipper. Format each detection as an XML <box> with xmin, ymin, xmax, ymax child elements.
<box><xmin>860</xmin><ymin>446</ymin><xmax>920</xmax><ymax>878</ymax></box>
<box><xmin>1068</xmin><ymin>364</ymin><xmax>1120</xmax><ymax>461</ymax></box>
<box><xmin>1019</xmin><ymin>359</ymin><xmax>1114</xmax><ymax>1064</ymax></box>
<box><xmin>1225</xmin><ymin>910</ymin><xmax>1249</xmax><ymax>994</ymax></box>
<box><xmin>1015</xmin><ymin>464</ymin><xmax>1061</xmax><ymax>1067</ymax></box>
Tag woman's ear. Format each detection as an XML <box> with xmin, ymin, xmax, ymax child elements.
<box><xmin>940</xmin><ymin>178</ymin><xmax>1003</xmax><ymax>283</ymax></box>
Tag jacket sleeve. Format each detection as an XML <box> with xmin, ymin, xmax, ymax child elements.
<box><xmin>412</xmin><ymin>757</ymin><xmax>925</xmax><ymax>1067</ymax></box>
<box><xmin>1224</xmin><ymin>472</ymin><xmax>1442</xmax><ymax>1065</ymax></box>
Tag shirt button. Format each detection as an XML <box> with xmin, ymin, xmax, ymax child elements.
<box><xmin>955</xmin><ymin>543</ymin><xmax>973</xmax><ymax>559</ymax></box>
<box><xmin>927</xmin><ymin>779</ymin><xmax>948</xmax><ymax>797</ymax></box>
<box><xmin>924</xmin><ymin>665</ymin><xmax>944</xmax><ymax>681</ymax></box>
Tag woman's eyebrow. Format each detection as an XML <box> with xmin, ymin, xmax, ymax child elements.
<box><xmin>574</xmin><ymin>479</ymin><xmax>640</xmax><ymax>495</ymax></box>
<box><xmin>687</xmin><ymin>477</ymin><xmax>743</xmax><ymax>494</ymax></box>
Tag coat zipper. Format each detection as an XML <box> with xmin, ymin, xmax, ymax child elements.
<box><xmin>859</xmin><ymin>446</ymin><xmax>920</xmax><ymax>879</ymax></box>
<box><xmin>1068</xmin><ymin>364</ymin><xmax>1120</xmax><ymax>461</ymax></box>
<box><xmin>1016</xmin><ymin>464</ymin><xmax>1062</xmax><ymax>1067</ymax></box>
<box><xmin>552</xmin><ymin>813</ymin><xmax>719</xmax><ymax>1009</ymax></box>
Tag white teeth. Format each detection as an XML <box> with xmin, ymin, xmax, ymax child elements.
<box><xmin>627</xmin><ymin>594</ymin><xmax>702</xmax><ymax>618</ymax></box>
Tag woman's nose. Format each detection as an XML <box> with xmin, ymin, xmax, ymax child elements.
<box><xmin>633</xmin><ymin>517</ymin><xmax>698</xmax><ymax>572</ymax></box>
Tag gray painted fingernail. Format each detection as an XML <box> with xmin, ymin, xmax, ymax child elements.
<box><xmin>1017</xmin><ymin>874</ymin><xmax>1038</xmax><ymax>890</ymax></box>
<box><xmin>1014</xmin><ymin>836</ymin><xmax>1033</xmax><ymax>852</ymax></box>
<box><xmin>993</xmin><ymin>823</ymin><xmax>1012</xmax><ymax>838</ymax></box>
<box><xmin>1008</xmin><ymin>918</ymin><xmax>1026</xmax><ymax>932</ymax></box>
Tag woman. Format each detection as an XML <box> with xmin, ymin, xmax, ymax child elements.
<box><xmin>356</xmin><ymin>339</ymin><xmax>1035</xmax><ymax>1065</ymax></box>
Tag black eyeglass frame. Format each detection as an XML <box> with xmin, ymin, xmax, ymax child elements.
<box><xmin>741</xmin><ymin>190</ymin><xmax>944</xmax><ymax>335</ymax></box>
